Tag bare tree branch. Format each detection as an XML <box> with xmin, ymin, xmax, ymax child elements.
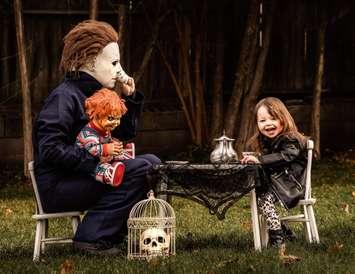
<box><xmin>158</xmin><ymin>47</ymin><xmax>196</xmax><ymax>140</ymax></box>
<box><xmin>89</xmin><ymin>0</ymin><xmax>98</xmax><ymax>20</ymax></box>
<box><xmin>224</xmin><ymin>0</ymin><xmax>260</xmax><ymax>137</ymax></box>
<box><xmin>14</xmin><ymin>0</ymin><xmax>33</xmax><ymax>179</ymax></box>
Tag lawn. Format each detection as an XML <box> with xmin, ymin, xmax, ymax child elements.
<box><xmin>0</xmin><ymin>159</ymin><xmax>354</xmax><ymax>274</ymax></box>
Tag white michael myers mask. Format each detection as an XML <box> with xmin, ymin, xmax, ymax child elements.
<box><xmin>81</xmin><ymin>42</ymin><xmax>124</xmax><ymax>88</ymax></box>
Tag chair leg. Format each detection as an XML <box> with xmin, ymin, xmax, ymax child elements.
<box><xmin>307</xmin><ymin>205</ymin><xmax>320</xmax><ymax>243</ymax></box>
<box><xmin>33</xmin><ymin>220</ymin><xmax>43</xmax><ymax>262</ymax></box>
<box><xmin>71</xmin><ymin>216</ymin><xmax>81</xmax><ymax>234</ymax></box>
<box><xmin>302</xmin><ymin>205</ymin><xmax>312</xmax><ymax>243</ymax></box>
<box><xmin>250</xmin><ymin>189</ymin><xmax>262</xmax><ymax>251</ymax></box>
<box><xmin>41</xmin><ymin>219</ymin><xmax>48</xmax><ymax>253</ymax></box>
<box><xmin>259</xmin><ymin>215</ymin><xmax>269</xmax><ymax>248</ymax></box>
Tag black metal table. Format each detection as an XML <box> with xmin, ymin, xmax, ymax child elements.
<box><xmin>148</xmin><ymin>162</ymin><xmax>263</xmax><ymax>250</ymax></box>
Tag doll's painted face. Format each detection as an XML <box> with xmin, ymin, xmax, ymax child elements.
<box><xmin>90</xmin><ymin>42</ymin><xmax>123</xmax><ymax>88</ymax></box>
<box><xmin>96</xmin><ymin>113</ymin><xmax>121</xmax><ymax>133</ymax></box>
<box><xmin>257</xmin><ymin>105</ymin><xmax>283</xmax><ymax>139</ymax></box>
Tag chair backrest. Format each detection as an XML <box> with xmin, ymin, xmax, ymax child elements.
<box><xmin>304</xmin><ymin>139</ymin><xmax>314</xmax><ymax>200</ymax></box>
<box><xmin>28</xmin><ymin>161</ymin><xmax>44</xmax><ymax>214</ymax></box>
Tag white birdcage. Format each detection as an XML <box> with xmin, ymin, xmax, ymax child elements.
<box><xmin>127</xmin><ymin>190</ymin><xmax>176</xmax><ymax>260</ymax></box>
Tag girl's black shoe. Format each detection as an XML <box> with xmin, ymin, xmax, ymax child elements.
<box><xmin>281</xmin><ymin>223</ymin><xmax>297</xmax><ymax>241</ymax></box>
<box><xmin>269</xmin><ymin>229</ymin><xmax>285</xmax><ymax>247</ymax></box>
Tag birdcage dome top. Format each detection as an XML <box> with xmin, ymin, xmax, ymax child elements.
<box><xmin>129</xmin><ymin>190</ymin><xmax>175</xmax><ymax>219</ymax></box>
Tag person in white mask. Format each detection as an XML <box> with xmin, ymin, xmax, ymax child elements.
<box><xmin>32</xmin><ymin>20</ymin><xmax>161</xmax><ymax>255</ymax></box>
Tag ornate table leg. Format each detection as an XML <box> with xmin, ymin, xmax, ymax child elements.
<box><xmin>157</xmin><ymin>181</ymin><xmax>168</xmax><ymax>201</ymax></box>
<box><xmin>250</xmin><ymin>189</ymin><xmax>262</xmax><ymax>251</ymax></box>
<box><xmin>156</xmin><ymin>174</ymin><xmax>168</xmax><ymax>201</ymax></box>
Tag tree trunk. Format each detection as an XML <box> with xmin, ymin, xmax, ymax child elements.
<box><xmin>1</xmin><ymin>17</ymin><xmax>10</xmax><ymax>98</ymax></box>
<box><xmin>117</xmin><ymin>4</ymin><xmax>127</xmax><ymax>66</ymax></box>
<box><xmin>89</xmin><ymin>0</ymin><xmax>98</xmax><ymax>20</ymax></box>
<box><xmin>311</xmin><ymin>25</ymin><xmax>326</xmax><ymax>159</ymax></box>
<box><xmin>209</xmin><ymin>0</ymin><xmax>225</xmax><ymax>143</ymax></box>
<box><xmin>176</xmin><ymin>15</ymin><xmax>194</xmax><ymax>120</ymax></box>
<box><xmin>210</xmin><ymin>38</ymin><xmax>224</xmax><ymax>144</ymax></box>
<box><xmin>237</xmin><ymin>0</ymin><xmax>276</xmax><ymax>152</ymax></box>
<box><xmin>194</xmin><ymin>36</ymin><xmax>204</xmax><ymax>145</ymax></box>
<box><xmin>134</xmin><ymin>11</ymin><xmax>170</xmax><ymax>85</ymax></box>
<box><xmin>14</xmin><ymin>0</ymin><xmax>33</xmax><ymax>179</ymax></box>
<box><xmin>224</xmin><ymin>0</ymin><xmax>260</xmax><ymax>137</ymax></box>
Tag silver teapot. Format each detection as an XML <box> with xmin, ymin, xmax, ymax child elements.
<box><xmin>210</xmin><ymin>131</ymin><xmax>238</xmax><ymax>163</ymax></box>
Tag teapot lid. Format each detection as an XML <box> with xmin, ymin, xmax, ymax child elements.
<box><xmin>214</xmin><ymin>130</ymin><xmax>235</xmax><ymax>141</ymax></box>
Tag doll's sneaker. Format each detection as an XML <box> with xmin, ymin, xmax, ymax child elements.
<box><xmin>103</xmin><ymin>162</ymin><xmax>125</xmax><ymax>187</ymax></box>
<box><xmin>124</xmin><ymin>143</ymin><xmax>135</xmax><ymax>159</ymax></box>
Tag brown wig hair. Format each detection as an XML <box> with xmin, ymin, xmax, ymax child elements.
<box><xmin>60</xmin><ymin>20</ymin><xmax>118</xmax><ymax>73</ymax></box>
<box><xmin>85</xmin><ymin>88</ymin><xmax>127</xmax><ymax>120</ymax></box>
<box><xmin>247</xmin><ymin>97</ymin><xmax>307</xmax><ymax>152</ymax></box>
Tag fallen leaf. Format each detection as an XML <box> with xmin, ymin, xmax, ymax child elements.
<box><xmin>60</xmin><ymin>259</ymin><xmax>74</xmax><ymax>274</ymax></box>
<box><xmin>241</xmin><ymin>221</ymin><xmax>252</xmax><ymax>231</ymax></box>
<box><xmin>278</xmin><ymin>243</ymin><xmax>286</xmax><ymax>257</ymax></box>
<box><xmin>340</xmin><ymin>203</ymin><xmax>350</xmax><ymax>214</ymax></box>
<box><xmin>327</xmin><ymin>241</ymin><xmax>344</xmax><ymax>253</ymax></box>
<box><xmin>279</xmin><ymin>254</ymin><xmax>301</xmax><ymax>266</ymax></box>
<box><xmin>249</xmin><ymin>264</ymin><xmax>256</xmax><ymax>272</ymax></box>
<box><xmin>278</xmin><ymin>244</ymin><xmax>301</xmax><ymax>266</ymax></box>
<box><xmin>351</xmin><ymin>191</ymin><xmax>355</xmax><ymax>198</ymax></box>
<box><xmin>216</xmin><ymin>259</ymin><xmax>237</xmax><ymax>268</ymax></box>
<box><xmin>4</xmin><ymin>208</ymin><xmax>13</xmax><ymax>217</ymax></box>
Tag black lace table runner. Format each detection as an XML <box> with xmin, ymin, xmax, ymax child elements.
<box><xmin>148</xmin><ymin>162</ymin><xmax>262</xmax><ymax>220</ymax></box>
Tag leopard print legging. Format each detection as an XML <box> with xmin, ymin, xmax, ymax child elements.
<box><xmin>257</xmin><ymin>192</ymin><xmax>281</xmax><ymax>231</ymax></box>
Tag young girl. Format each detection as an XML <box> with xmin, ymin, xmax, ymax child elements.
<box><xmin>76</xmin><ymin>88</ymin><xmax>134</xmax><ymax>187</ymax></box>
<box><xmin>241</xmin><ymin>97</ymin><xmax>308</xmax><ymax>247</ymax></box>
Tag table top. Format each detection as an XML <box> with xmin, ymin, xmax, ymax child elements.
<box><xmin>149</xmin><ymin>161</ymin><xmax>262</xmax><ymax>220</ymax></box>
<box><xmin>156</xmin><ymin>161</ymin><xmax>258</xmax><ymax>170</ymax></box>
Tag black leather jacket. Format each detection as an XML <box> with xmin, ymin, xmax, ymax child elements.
<box><xmin>257</xmin><ymin>134</ymin><xmax>307</xmax><ymax>208</ymax></box>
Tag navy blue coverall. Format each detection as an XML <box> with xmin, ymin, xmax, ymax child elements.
<box><xmin>32</xmin><ymin>72</ymin><xmax>160</xmax><ymax>244</ymax></box>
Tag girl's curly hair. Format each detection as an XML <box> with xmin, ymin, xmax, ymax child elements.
<box><xmin>60</xmin><ymin>20</ymin><xmax>118</xmax><ymax>73</ymax></box>
<box><xmin>85</xmin><ymin>88</ymin><xmax>127</xmax><ymax>120</ymax></box>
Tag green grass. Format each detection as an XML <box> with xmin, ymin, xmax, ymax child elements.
<box><xmin>0</xmin><ymin>159</ymin><xmax>354</xmax><ymax>274</ymax></box>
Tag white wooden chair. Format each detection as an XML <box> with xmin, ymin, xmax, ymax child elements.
<box><xmin>28</xmin><ymin>161</ymin><xmax>82</xmax><ymax>261</ymax></box>
<box><xmin>257</xmin><ymin>139</ymin><xmax>320</xmax><ymax>247</ymax></box>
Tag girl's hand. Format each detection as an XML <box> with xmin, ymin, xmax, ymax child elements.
<box><xmin>240</xmin><ymin>155</ymin><xmax>260</xmax><ymax>164</ymax></box>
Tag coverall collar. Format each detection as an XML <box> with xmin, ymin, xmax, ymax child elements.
<box><xmin>65</xmin><ymin>71</ymin><xmax>103</xmax><ymax>97</ymax></box>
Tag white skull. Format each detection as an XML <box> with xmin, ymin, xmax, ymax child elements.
<box><xmin>140</xmin><ymin>228</ymin><xmax>170</xmax><ymax>256</ymax></box>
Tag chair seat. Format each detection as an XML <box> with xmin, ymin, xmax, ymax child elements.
<box><xmin>41</xmin><ymin>238</ymin><xmax>74</xmax><ymax>244</ymax></box>
<box><xmin>297</xmin><ymin>198</ymin><xmax>316</xmax><ymax>205</ymax></box>
<box><xmin>32</xmin><ymin>212</ymin><xmax>82</xmax><ymax>220</ymax></box>
<box><xmin>28</xmin><ymin>161</ymin><xmax>83</xmax><ymax>261</ymax></box>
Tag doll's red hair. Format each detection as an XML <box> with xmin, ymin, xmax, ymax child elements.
<box><xmin>85</xmin><ymin>88</ymin><xmax>127</xmax><ymax>120</ymax></box>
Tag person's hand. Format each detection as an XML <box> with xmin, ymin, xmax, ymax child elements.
<box><xmin>240</xmin><ymin>155</ymin><xmax>260</xmax><ymax>164</ymax></box>
<box><xmin>106</xmin><ymin>140</ymin><xmax>123</xmax><ymax>156</ymax></box>
<box><xmin>121</xmin><ymin>77</ymin><xmax>135</xmax><ymax>97</ymax></box>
